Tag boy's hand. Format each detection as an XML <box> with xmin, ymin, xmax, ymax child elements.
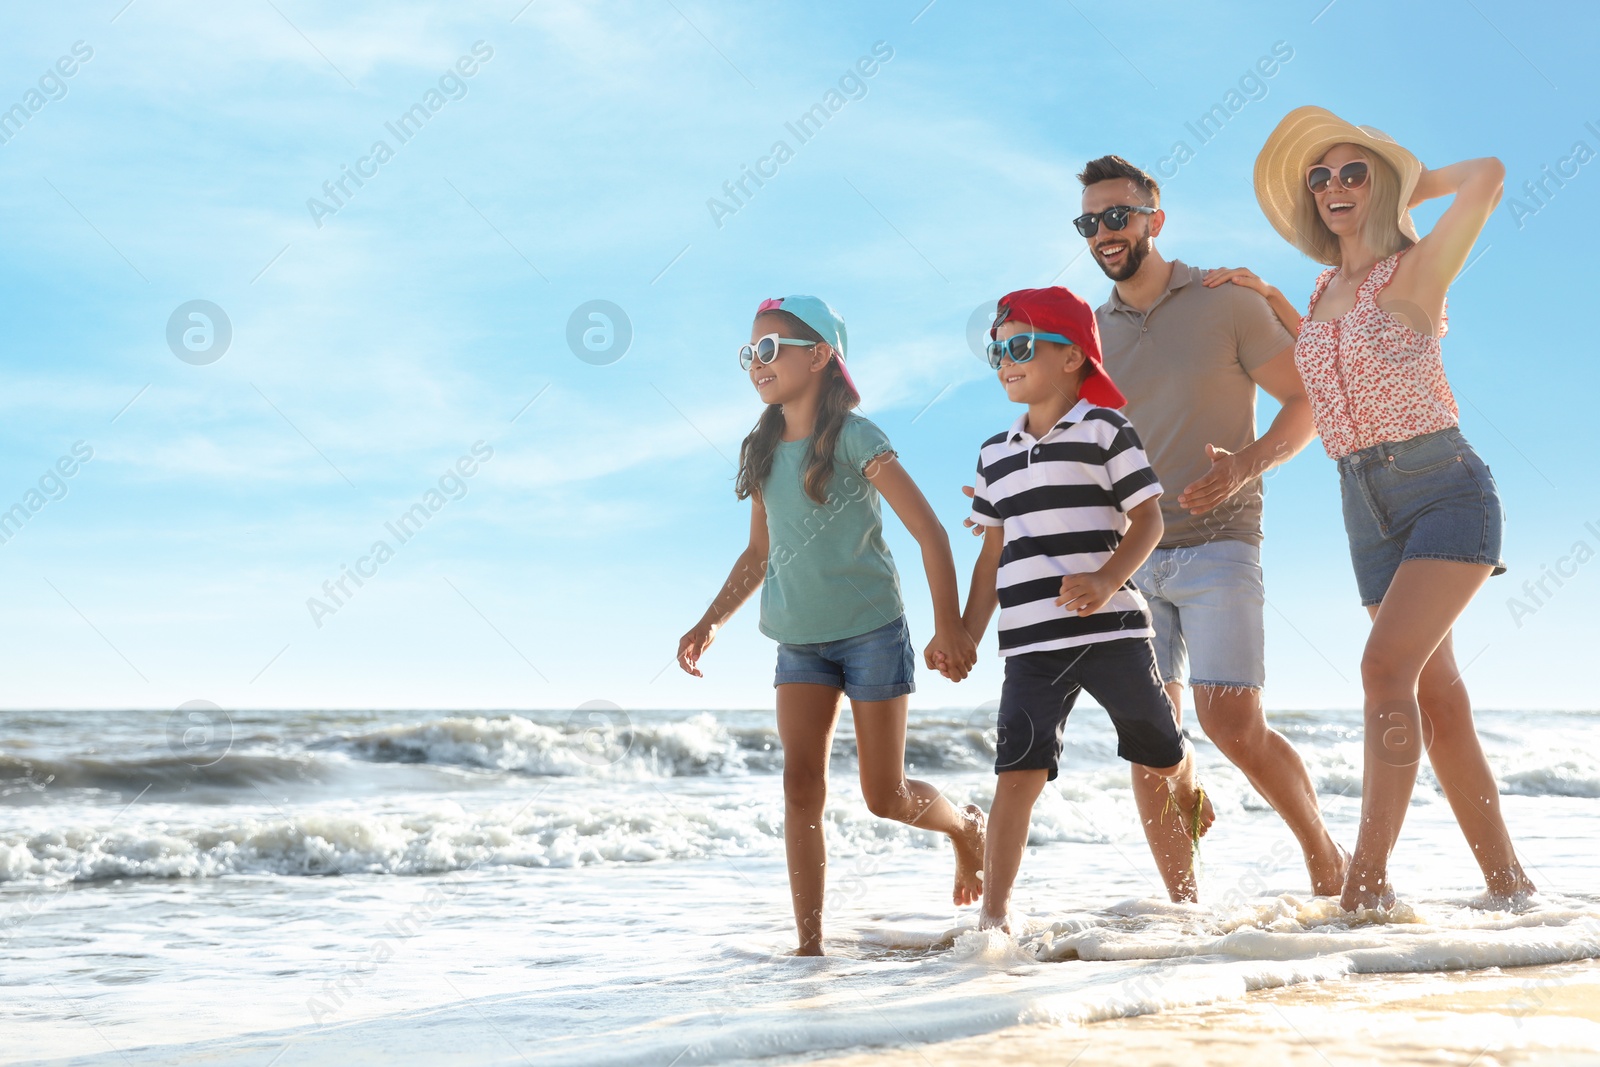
<box><xmin>925</xmin><ymin>625</ymin><xmax>978</xmax><ymax>682</ymax></box>
<box><xmin>960</xmin><ymin>485</ymin><xmax>984</xmax><ymax>537</ymax></box>
<box><xmin>676</xmin><ymin>622</ymin><xmax>717</xmax><ymax>677</ymax></box>
<box><xmin>1056</xmin><ymin>570</ymin><xmax>1118</xmax><ymax>617</ymax></box>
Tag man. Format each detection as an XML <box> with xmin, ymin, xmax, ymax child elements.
<box><xmin>1076</xmin><ymin>154</ymin><xmax>1344</xmax><ymax>897</ymax></box>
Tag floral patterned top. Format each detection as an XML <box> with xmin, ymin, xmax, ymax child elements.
<box><xmin>1295</xmin><ymin>249</ymin><xmax>1457</xmax><ymax>460</ymax></box>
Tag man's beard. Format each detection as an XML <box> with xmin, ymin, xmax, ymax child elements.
<box><xmin>1093</xmin><ymin>232</ymin><xmax>1151</xmax><ymax>282</ymax></box>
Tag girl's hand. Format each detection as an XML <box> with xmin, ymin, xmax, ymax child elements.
<box><xmin>676</xmin><ymin>621</ymin><xmax>717</xmax><ymax>677</ymax></box>
<box><xmin>1056</xmin><ymin>569</ymin><xmax>1117</xmax><ymax>617</ymax></box>
<box><xmin>1203</xmin><ymin>267</ymin><xmax>1277</xmax><ymax>299</ymax></box>
<box><xmin>925</xmin><ymin>626</ymin><xmax>978</xmax><ymax>683</ymax></box>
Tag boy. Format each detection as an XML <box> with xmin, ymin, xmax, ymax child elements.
<box><xmin>960</xmin><ymin>286</ymin><xmax>1213</xmax><ymax>930</ymax></box>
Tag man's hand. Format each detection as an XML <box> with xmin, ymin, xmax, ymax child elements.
<box><xmin>1178</xmin><ymin>443</ymin><xmax>1253</xmax><ymax>515</ymax></box>
<box><xmin>926</xmin><ymin>625</ymin><xmax>978</xmax><ymax>682</ymax></box>
<box><xmin>1056</xmin><ymin>569</ymin><xmax>1118</xmax><ymax>617</ymax></box>
<box><xmin>676</xmin><ymin>621</ymin><xmax>717</xmax><ymax>677</ymax></box>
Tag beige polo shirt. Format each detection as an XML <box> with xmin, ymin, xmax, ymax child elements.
<box><xmin>1096</xmin><ymin>260</ymin><xmax>1294</xmax><ymax>549</ymax></box>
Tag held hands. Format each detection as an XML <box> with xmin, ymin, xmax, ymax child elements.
<box><xmin>1178</xmin><ymin>443</ymin><xmax>1251</xmax><ymax>515</ymax></box>
<box><xmin>925</xmin><ymin>625</ymin><xmax>978</xmax><ymax>683</ymax></box>
<box><xmin>1056</xmin><ymin>568</ymin><xmax>1118</xmax><ymax>617</ymax></box>
<box><xmin>676</xmin><ymin>621</ymin><xmax>718</xmax><ymax>677</ymax></box>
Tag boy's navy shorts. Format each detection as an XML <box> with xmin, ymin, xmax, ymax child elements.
<box><xmin>995</xmin><ymin>638</ymin><xmax>1185</xmax><ymax>780</ymax></box>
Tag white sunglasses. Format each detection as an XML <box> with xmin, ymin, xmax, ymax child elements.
<box><xmin>738</xmin><ymin>332</ymin><xmax>816</xmax><ymax>370</ymax></box>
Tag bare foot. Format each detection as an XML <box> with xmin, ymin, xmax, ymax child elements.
<box><xmin>1192</xmin><ymin>783</ymin><xmax>1216</xmax><ymax>839</ymax></box>
<box><xmin>977</xmin><ymin>908</ymin><xmax>1009</xmax><ymax>934</ymax></box>
<box><xmin>793</xmin><ymin>943</ymin><xmax>824</xmax><ymax>957</ymax></box>
<box><xmin>1340</xmin><ymin>859</ymin><xmax>1396</xmax><ymax>913</ymax></box>
<box><xmin>1482</xmin><ymin>865</ymin><xmax>1538</xmax><ymax>908</ymax></box>
<box><xmin>1308</xmin><ymin>842</ymin><xmax>1350</xmax><ymax>897</ymax></box>
<box><xmin>1167</xmin><ymin>777</ymin><xmax>1215</xmax><ymax>842</ymax></box>
<box><xmin>951</xmin><ymin>804</ymin><xmax>986</xmax><ymax>907</ymax></box>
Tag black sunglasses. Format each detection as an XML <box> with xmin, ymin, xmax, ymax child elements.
<box><xmin>1073</xmin><ymin>204</ymin><xmax>1156</xmax><ymax>238</ymax></box>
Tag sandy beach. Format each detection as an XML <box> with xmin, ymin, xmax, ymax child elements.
<box><xmin>812</xmin><ymin>960</ymin><xmax>1600</xmax><ymax>1067</ymax></box>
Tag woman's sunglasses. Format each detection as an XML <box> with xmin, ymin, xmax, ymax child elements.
<box><xmin>1072</xmin><ymin>204</ymin><xmax>1156</xmax><ymax>238</ymax></box>
<box><xmin>985</xmin><ymin>332</ymin><xmax>1075</xmax><ymax>369</ymax></box>
<box><xmin>739</xmin><ymin>332</ymin><xmax>815</xmax><ymax>371</ymax></box>
<box><xmin>1306</xmin><ymin>160</ymin><xmax>1369</xmax><ymax>195</ymax></box>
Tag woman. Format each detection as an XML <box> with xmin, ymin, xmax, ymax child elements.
<box><xmin>1221</xmin><ymin>106</ymin><xmax>1535</xmax><ymax>912</ymax></box>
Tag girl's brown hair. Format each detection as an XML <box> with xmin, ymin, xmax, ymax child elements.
<box><xmin>1292</xmin><ymin>149</ymin><xmax>1413</xmax><ymax>266</ymax></box>
<box><xmin>734</xmin><ymin>310</ymin><xmax>860</xmax><ymax>505</ymax></box>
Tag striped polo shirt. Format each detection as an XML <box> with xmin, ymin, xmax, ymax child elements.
<box><xmin>969</xmin><ymin>398</ymin><xmax>1163</xmax><ymax>657</ymax></box>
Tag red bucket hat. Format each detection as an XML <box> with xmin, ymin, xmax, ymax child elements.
<box><xmin>991</xmin><ymin>286</ymin><xmax>1127</xmax><ymax>409</ymax></box>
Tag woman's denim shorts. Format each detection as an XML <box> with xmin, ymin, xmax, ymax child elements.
<box><xmin>1337</xmin><ymin>426</ymin><xmax>1507</xmax><ymax>606</ymax></box>
<box><xmin>774</xmin><ymin>615</ymin><xmax>915</xmax><ymax>701</ymax></box>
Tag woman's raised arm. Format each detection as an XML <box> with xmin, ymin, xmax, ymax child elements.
<box><xmin>1392</xmin><ymin>157</ymin><xmax>1506</xmax><ymax>333</ymax></box>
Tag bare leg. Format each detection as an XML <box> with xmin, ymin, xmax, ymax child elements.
<box><xmin>979</xmin><ymin>769</ymin><xmax>1049</xmax><ymax>931</ymax></box>
<box><xmin>777</xmin><ymin>683</ymin><xmax>843</xmax><ymax>954</ymax></box>
<box><xmin>1132</xmin><ymin>682</ymin><xmax>1203</xmax><ymax>901</ymax></box>
<box><xmin>1410</xmin><ymin>630</ymin><xmax>1534</xmax><ymax>901</ymax></box>
<box><xmin>1342</xmin><ymin>559</ymin><xmax>1500</xmax><ymax>911</ymax></box>
<box><xmin>1143</xmin><ymin>739</ymin><xmax>1214</xmax><ymax>889</ymax></box>
<box><xmin>851</xmin><ymin>696</ymin><xmax>986</xmax><ymax>906</ymax></box>
<box><xmin>1195</xmin><ymin>685</ymin><xmax>1347</xmax><ymax>895</ymax></box>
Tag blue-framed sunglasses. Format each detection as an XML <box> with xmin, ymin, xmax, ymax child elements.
<box><xmin>985</xmin><ymin>331</ymin><xmax>1075</xmax><ymax>369</ymax></box>
<box><xmin>739</xmin><ymin>332</ymin><xmax>815</xmax><ymax>370</ymax></box>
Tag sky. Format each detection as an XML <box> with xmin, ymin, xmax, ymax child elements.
<box><xmin>0</xmin><ymin>0</ymin><xmax>1596</xmax><ymax>715</ymax></box>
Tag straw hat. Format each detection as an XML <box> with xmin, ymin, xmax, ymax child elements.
<box><xmin>1254</xmin><ymin>106</ymin><xmax>1421</xmax><ymax>265</ymax></box>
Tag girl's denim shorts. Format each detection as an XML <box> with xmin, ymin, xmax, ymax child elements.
<box><xmin>1337</xmin><ymin>426</ymin><xmax>1507</xmax><ymax>606</ymax></box>
<box><xmin>774</xmin><ymin>615</ymin><xmax>915</xmax><ymax>701</ymax></box>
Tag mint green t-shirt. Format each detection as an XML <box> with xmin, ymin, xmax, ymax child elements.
<box><xmin>758</xmin><ymin>414</ymin><xmax>905</xmax><ymax>645</ymax></box>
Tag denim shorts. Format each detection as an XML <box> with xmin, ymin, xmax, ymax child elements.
<box><xmin>995</xmin><ymin>638</ymin><xmax>1185</xmax><ymax>780</ymax></box>
<box><xmin>1338</xmin><ymin>426</ymin><xmax>1507</xmax><ymax>606</ymax></box>
<box><xmin>773</xmin><ymin>615</ymin><xmax>915</xmax><ymax>701</ymax></box>
<box><xmin>1132</xmin><ymin>538</ymin><xmax>1265</xmax><ymax>690</ymax></box>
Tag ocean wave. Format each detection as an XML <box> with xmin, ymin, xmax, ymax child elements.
<box><xmin>310</xmin><ymin>713</ymin><xmax>1006</xmax><ymax>779</ymax></box>
<box><xmin>0</xmin><ymin>752</ymin><xmax>327</xmax><ymax>799</ymax></box>
<box><xmin>1499</xmin><ymin>761</ymin><xmax>1600</xmax><ymax>798</ymax></box>
<box><xmin>0</xmin><ymin>801</ymin><xmax>690</xmax><ymax>883</ymax></box>
<box><xmin>0</xmin><ymin>778</ymin><xmax>1146</xmax><ymax>885</ymax></box>
<box><xmin>309</xmin><ymin>714</ymin><xmax>781</xmax><ymax>779</ymax></box>
<box><xmin>0</xmin><ymin>790</ymin><xmax>888</xmax><ymax>884</ymax></box>
<box><xmin>3</xmin><ymin>713</ymin><xmax>1595</xmax><ymax>798</ymax></box>
<box><xmin>1015</xmin><ymin>894</ymin><xmax>1600</xmax><ymax>971</ymax></box>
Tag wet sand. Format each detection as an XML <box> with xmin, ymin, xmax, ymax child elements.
<box><xmin>807</xmin><ymin>960</ymin><xmax>1600</xmax><ymax>1067</ymax></box>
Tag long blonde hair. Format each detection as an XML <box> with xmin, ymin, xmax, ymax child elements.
<box><xmin>1292</xmin><ymin>148</ymin><xmax>1413</xmax><ymax>266</ymax></box>
<box><xmin>733</xmin><ymin>310</ymin><xmax>860</xmax><ymax>505</ymax></box>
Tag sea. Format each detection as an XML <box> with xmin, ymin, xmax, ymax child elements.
<box><xmin>3</xmin><ymin>705</ymin><xmax>1598</xmax><ymax>1065</ymax></box>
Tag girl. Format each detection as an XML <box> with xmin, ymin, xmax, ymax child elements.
<box><xmin>1219</xmin><ymin>107</ymin><xmax>1536</xmax><ymax>911</ymax></box>
<box><xmin>676</xmin><ymin>295</ymin><xmax>985</xmax><ymax>954</ymax></box>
